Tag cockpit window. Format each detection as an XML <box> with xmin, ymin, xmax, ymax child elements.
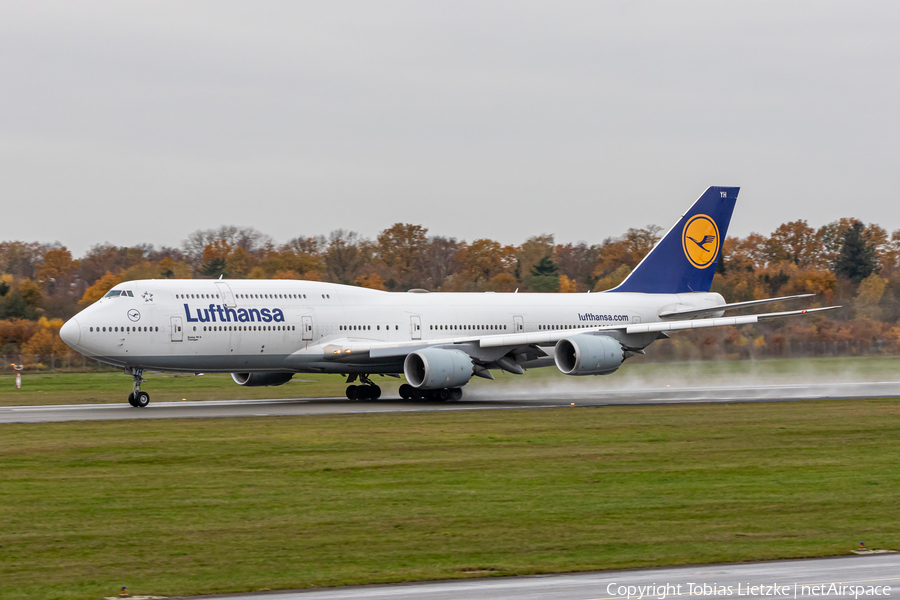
<box><xmin>126</xmin><ymin>290</ymin><xmax>134</xmax><ymax>297</ymax></box>
<box><xmin>104</xmin><ymin>290</ymin><xmax>122</xmax><ymax>298</ymax></box>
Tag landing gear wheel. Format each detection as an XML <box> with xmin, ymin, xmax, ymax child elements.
<box><xmin>129</xmin><ymin>367</ymin><xmax>147</xmax><ymax>408</ymax></box>
<box><xmin>438</xmin><ymin>388</ymin><xmax>451</xmax><ymax>401</ymax></box>
<box><xmin>399</xmin><ymin>384</ymin><xmax>413</xmax><ymax>400</ymax></box>
<box><xmin>369</xmin><ymin>385</ymin><xmax>381</xmax><ymax>400</ymax></box>
<box><xmin>135</xmin><ymin>391</ymin><xmax>150</xmax><ymax>408</ymax></box>
<box><xmin>346</xmin><ymin>385</ymin><xmax>359</xmax><ymax>400</ymax></box>
<box><xmin>448</xmin><ymin>388</ymin><xmax>463</xmax><ymax>401</ymax></box>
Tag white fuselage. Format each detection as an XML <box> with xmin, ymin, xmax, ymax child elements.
<box><xmin>61</xmin><ymin>279</ymin><xmax>724</xmax><ymax>374</ymax></box>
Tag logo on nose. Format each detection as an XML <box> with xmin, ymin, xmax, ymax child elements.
<box><xmin>127</xmin><ymin>309</ymin><xmax>141</xmax><ymax>322</ymax></box>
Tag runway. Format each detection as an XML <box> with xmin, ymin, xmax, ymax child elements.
<box><xmin>2</xmin><ymin>381</ymin><xmax>898</xmax><ymax>424</ymax></box>
<box><xmin>185</xmin><ymin>554</ymin><xmax>899</xmax><ymax>600</ymax></box>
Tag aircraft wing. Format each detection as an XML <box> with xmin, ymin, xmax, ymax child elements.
<box><xmin>322</xmin><ymin>305</ymin><xmax>840</xmax><ymax>359</ymax></box>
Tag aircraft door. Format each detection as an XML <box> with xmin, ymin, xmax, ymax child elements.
<box><xmin>301</xmin><ymin>316</ymin><xmax>313</xmax><ymax>341</ymax></box>
<box><xmin>170</xmin><ymin>316</ymin><xmax>183</xmax><ymax>342</ymax></box>
<box><xmin>410</xmin><ymin>316</ymin><xmax>422</xmax><ymax>340</ymax></box>
<box><xmin>513</xmin><ymin>315</ymin><xmax>524</xmax><ymax>332</ymax></box>
<box><xmin>215</xmin><ymin>282</ymin><xmax>236</xmax><ymax>308</ymax></box>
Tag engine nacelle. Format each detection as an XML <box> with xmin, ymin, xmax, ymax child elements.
<box><xmin>231</xmin><ymin>372</ymin><xmax>294</xmax><ymax>387</ymax></box>
<box><xmin>554</xmin><ymin>334</ymin><xmax>624</xmax><ymax>376</ymax></box>
<box><xmin>403</xmin><ymin>347</ymin><xmax>474</xmax><ymax>389</ymax></box>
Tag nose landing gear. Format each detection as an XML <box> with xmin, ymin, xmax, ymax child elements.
<box><xmin>127</xmin><ymin>367</ymin><xmax>150</xmax><ymax>408</ymax></box>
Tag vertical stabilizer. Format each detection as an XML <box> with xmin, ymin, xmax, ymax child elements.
<box><xmin>609</xmin><ymin>186</ymin><xmax>738</xmax><ymax>294</ymax></box>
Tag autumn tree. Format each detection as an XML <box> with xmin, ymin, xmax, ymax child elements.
<box><xmin>21</xmin><ymin>317</ymin><xmax>69</xmax><ymax>357</ymax></box>
<box><xmin>764</xmin><ymin>220</ymin><xmax>819</xmax><ymax>268</ymax></box>
<box><xmin>458</xmin><ymin>239</ymin><xmax>517</xmax><ymax>286</ymax></box>
<box><xmin>225</xmin><ymin>247</ymin><xmax>252</xmax><ymax>278</ymax></box>
<box><xmin>199</xmin><ymin>240</ymin><xmax>233</xmax><ymax>277</ymax></box>
<box><xmin>182</xmin><ymin>226</ymin><xmax>271</xmax><ymax>269</ymax></box>
<box><xmin>256</xmin><ymin>245</ymin><xmax>324</xmax><ymax>279</ymax></box>
<box><xmin>558</xmin><ymin>275</ymin><xmax>578</xmax><ymax>293</ymax></box>
<box><xmin>593</xmin><ymin>264</ymin><xmax>630</xmax><ymax>292</ymax></box>
<box><xmin>356</xmin><ymin>273</ymin><xmax>387</xmax><ymax>290</ymax></box>
<box><xmin>517</xmin><ymin>234</ymin><xmax>555</xmax><ymax>286</ymax></box>
<box><xmin>422</xmin><ymin>236</ymin><xmax>461</xmax><ymax>290</ymax></box>
<box><xmin>0</xmin><ymin>241</ymin><xmax>47</xmax><ymax>279</ymax></box>
<box><xmin>855</xmin><ymin>273</ymin><xmax>887</xmax><ymax>320</ymax></box>
<box><xmin>79</xmin><ymin>272</ymin><xmax>123</xmax><ymax>306</ymax></box>
<box><xmin>325</xmin><ymin>230</ymin><xmax>369</xmax><ymax>284</ymax></box>
<box><xmin>158</xmin><ymin>257</ymin><xmax>193</xmax><ymax>279</ymax></box>
<box><xmin>592</xmin><ymin>225</ymin><xmax>662</xmax><ymax>284</ymax></box>
<box><xmin>376</xmin><ymin>223</ymin><xmax>429</xmax><ymax>290</ymax></box>
<box><xmin>37</xmin><ymin>248</ymin><xmax>77</xmax><ymax>283</ymax></box>
<box><xmin>555</xmin><ymin>243</ymin><xmax>598</xmax><ymax>290</ymax></box>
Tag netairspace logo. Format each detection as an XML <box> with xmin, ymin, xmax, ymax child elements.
<box><xmin>184</xmin><ymin>304</ymin><xmax>285</xmax><ymax>324</ymax></box>
<box><xmin>605</xmin><ymin>582</ymin><xmax>892</xmax><ymax>600</ymax></box>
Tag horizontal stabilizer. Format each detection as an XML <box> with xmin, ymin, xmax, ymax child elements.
<box><xmin>659</xmin><ymin>294</ymin><xmax>815</xmax><ymax>319</ymax></box>
<box><xmin>627</xmin><ymin>306</ymin><xmax>839</xmax><ymax>335</ymax></box>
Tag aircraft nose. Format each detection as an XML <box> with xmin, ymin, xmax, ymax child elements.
<box><xmin>60</xmin><ymin>318</ymin><xmax>81</xmax><ymax>348</ymax></box>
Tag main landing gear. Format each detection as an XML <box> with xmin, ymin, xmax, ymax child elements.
<box><xmin>345</xmin><ymin>374</ymin><xmax>381</xmax><ymax>401</ymax></box>
<box><xmin>398</xmin><ymin>384</ymin><xmax>463</xmax><ymax>401</ymax></box>
<box><xmin>127</xmin><ymin>367</ymin><xmax>150</xmax><ymax>408</ymax></box>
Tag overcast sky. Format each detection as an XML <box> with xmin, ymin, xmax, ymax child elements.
<box><xmin>1</xmin><ymin>1</ymin><xmax>898</xmax><ymax>255</ymax></box>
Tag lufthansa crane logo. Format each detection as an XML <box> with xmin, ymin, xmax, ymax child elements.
<box><xmin>682</xmin><ymin>214</ymin><xmax>720</xmax><ymax>269</ymax></box>
<box><xmin>127</xmin><ymin>309</ymin><xmax>141</xmax><ymax>322</ymax></box>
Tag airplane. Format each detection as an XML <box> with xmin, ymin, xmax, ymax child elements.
<box><xmin>59</xmin><ymin>186</ymin><xmax>837</xmax><ymax>407</ymax></box>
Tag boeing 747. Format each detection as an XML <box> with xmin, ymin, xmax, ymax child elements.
<box><xmin>60</xmin><ymin>187</ymin><xmax>836</xmax><ymax>407</ymax></box>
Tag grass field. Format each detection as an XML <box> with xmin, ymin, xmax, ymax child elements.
<box><xmin>1</xmin><ymin>398</ymin><xmax>899</xmax><ymax>599</ymax></box>
<box><xmin>0</xmin><ymin>355</ymin><xmax>898</xmax><ymax>407</ymax></box>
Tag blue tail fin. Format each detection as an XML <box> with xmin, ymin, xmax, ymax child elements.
<box><xmin>609</xmin><ymin>186</ymin><xmax>738</xmax><ymax>294</ymax></box>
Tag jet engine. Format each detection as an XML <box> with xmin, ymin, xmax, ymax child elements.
<box><xmin>554</xmin><ymin>334</ymin><xmax>624</xmax><ymax>376</ymax></box>
<box><xmin>231</xmin><ymin>372</ymin><xmax>294</xmax><ymax>387</ymax></box>
<box><xmin>403</xmin><ymin>347</ymin><xmax>474</xmax><ymax>389</ymax></box>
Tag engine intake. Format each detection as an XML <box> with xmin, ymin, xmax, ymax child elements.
<box><xmin>554</xmin><ymin>334</ymin><xmax>624</xmax><ymax>376</ymax></box>
<box><xmin>403</xmin><ymin>347</ymin><xmax>474</xmax><ymax>389</ymax></box>
<box><xmin>231</xmin><ymin>372</ymin><xmax>294</xmax><ymax>387</ymax></box>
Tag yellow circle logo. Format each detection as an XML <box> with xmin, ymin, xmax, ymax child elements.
<box><xmin>682</xmin><ymin>214</ymin><xmax>720</xmax><ymax>268</ymax></box>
